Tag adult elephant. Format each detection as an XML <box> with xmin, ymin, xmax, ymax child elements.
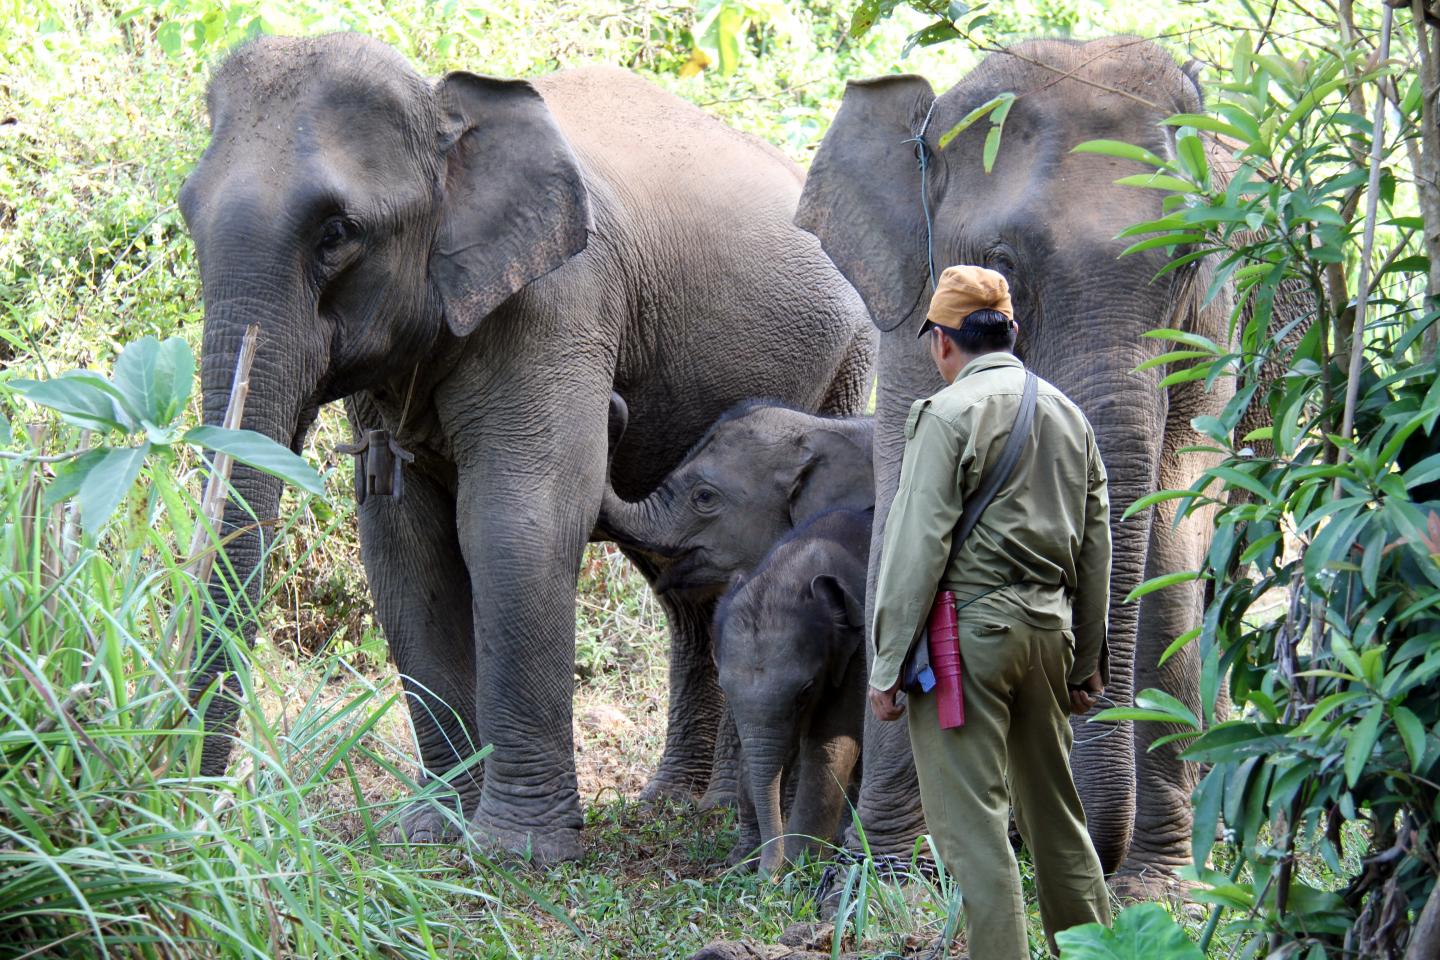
<box><xmin>181</xmin><ymin>33</ymin><xmax>874</xmax><ymax>862</ymax></box>
<box><xmin>797</xmin><ymin>37</ymin><xmax>1231</xmax><ymax>890</ymax></box>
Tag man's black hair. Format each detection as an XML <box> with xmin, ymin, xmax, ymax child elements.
<box><xmin>939</xmin><ymin>308</ymin><xmax>1017</xmax><ymax>353</ymax></box>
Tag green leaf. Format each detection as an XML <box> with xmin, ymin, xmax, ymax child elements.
<box><xmin>1133</xmin><ymin>349</ymin><xmax>1214</xmax><ymax>374</ymax></box>
<box><xmin>78</xmin><ymin>443</ymin><xmax>150</xmax><ymax>536</ymax></box>
<box><xmin>112</xmin><ymin>335</ymin><xmax>194</xmax><ymax>430</ymax></box>
<box><xmin>184</xmin><ymin>425</ymin><xmax>325</xmax><ymax>496</ymax></box>
<box><xmin>1092</xmin><ymin>707</ymin><xmax>1193</xmax><ymax>724</ymax></box>
<box><xmin>1191</xmin><ymin>767</ymin><xmax>1224</xmax><ymax>867</ymax></box>
<box><xmin>42</xmin><ymin>448</ymin><xmax>108</xmax><ymax>509</ymax></box>
<box><xmin>1071</xmin><ymin>139</ymin><xmax>1169</xmax><ymax>168</ymax></box>
<box><xmin>1393</xmin><ymin>706</ymin><xmax>1426</xmax><ymax>772</ymax></box>
<box><xmin>1113</xmin><ymin>173</ymin><xmax>1197</xmax><ymax>193</ymax></box>
<box><xmin>1120</xmin><ymin>233</ymin><xmax>1206</xmax><ymax>257</ymax></box>
<box><xmin>1207</xmin><ymin>465</ymin><xmax>1275</xmax><ymax>503</ymax></box>
<box><xmin>1122</xmin><ymin>488</ymin><xmax>1203</xmax><ymax>521</ymax></box>
<box><xmin>937</xmin><ymin>93</ymin><xmax>1012</xmax><ymax>150</ymax></box>
<box><xmin>901</xmin><ymin>19</ymin><xmax>959</xmax><ymax>57</ymax></box>
<box><xmin>1162</xmin><ymin>113</ymin><xmax>1247</xmax><ymax>141</ymax></box>
<box><xmin>848</xmin><ymin>0</ymin><xmax>904</xmax><ymax>37</ymax></box>
<box><xmin>157</xmin><ymin>21</ymin><xmax>183</xmax><ymax>55</ymax></box>
<box><xmin>981</xmin><ymin>124</ymin><xmax>1003</xmax><ymax>173</ymax></box>
<box><xmin>1134</xmin><ymin>689</ymin><xmax>1200</xmax><ymax>728</ymax></box>
<box><xmin>1054</xmin><ymin>903</ymin><xmax>1203</xmax><ymax>960</ymax></box>
<box><xmin>1126</xmin><ymin>570</ymin><xmax>1203</xmax><ymax>603</ymax></box>
<box><xmin>1174</xmin><ymin>133</ymin><xmax>1208</xmax><ymax>183</ymax></box>
<box><xmin>1191</xmin><ymin>415</ymin><xmax>1230</xmax><ymax>445</ymax></box>
<box><xmin>1343</xmin><ymin>704</ymin><xmax>1383</xmax><ymax>789</ymax></box>
<box><xmin>1182</xmin><ymin>721</ymin><xmax>1292</xmax><ymax>763</ymax></box>
<box><xmin>1158</xmin><ymin>627</ymin><xmax>1202</xmax><ymax>666</ymax></box>
<box><xmin>1142</xmin><ymin>328</ymin><xmax>1222</xmax><ymax>353</ymax></box>
<box><xmin>8</xmin><ymin>373</ymin><xmax>134</xmax><ymax>433</ymax></box>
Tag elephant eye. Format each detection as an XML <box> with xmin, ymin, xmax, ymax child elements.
<box><xmin>317</xmin><ymin>217</ymin><xmax>356</xmax><ymax>253</ymax></box>
<box><xmin>691</xmin><ymin>485</ymin><xmax>721</xmax><ymax>512</ymax></box>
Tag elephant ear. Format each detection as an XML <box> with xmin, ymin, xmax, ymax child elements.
<box><xmin>786</xmin><ymin>427</ymin><xmax>874</xmax><ymax>525</ymax></box>
<box><xmin>809</xmin><ymin>572</ymin><xmax>864</xmax><ymax>688</ymax></box>
<box><xmin>433</xmin><ymin>72</ymin><xmax>592</xmax><ymax>336</ymax></box>
<box><xmin>795</xmin><ymin>75</ymin><xmax>936</xmax><ymax>332</ymax></box>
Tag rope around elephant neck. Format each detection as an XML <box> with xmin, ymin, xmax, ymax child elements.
<box><xmin>395</xmin><ymin>363</ymin><xmax>420</xmax><ymax>435</ymax></box>
<box><xmin>905</xmin><ymin>98</ymin><xmax>942</xmax><ymax>296</ymax></box>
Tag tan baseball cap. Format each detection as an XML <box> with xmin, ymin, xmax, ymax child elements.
<box><xmin>918</xmin><ymin>265</ymin><xmax>1014</xmax><ymax>338</ymax></box>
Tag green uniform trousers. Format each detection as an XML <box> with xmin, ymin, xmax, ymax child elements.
<box><xmin>906</xmin><ymin>608</ymin><xmax>1110</xmax><ymax>958</ymax></box>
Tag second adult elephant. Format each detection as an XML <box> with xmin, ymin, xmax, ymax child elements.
<box><xmin>798</xmin><ymin>37</ymin><xmax>1232</xmax><ymax>888</ymax></box>
<box><xmin>180</xmin><ymin>33</ymin><xmax>874</xmax><ymax>861</ymax></box>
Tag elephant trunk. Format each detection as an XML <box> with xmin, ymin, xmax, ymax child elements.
<box><xmin>1046</xmin><ymin>322</ymin><xmax>1166</xmax><ymax>874</ymax></box>
<box><xmin>192</xmin><ymin>264</ymin><xmax>321</xmax><ymax>776</ymax></box>
<box><xmin>743</xmin><ymin>734</ymin><xmax>789</xmax><ymax>879</ymax></box>
<box><xmin>597</xmin><ymin>482</ymin><xmax>676</xmax><ymax>555</ymax></box>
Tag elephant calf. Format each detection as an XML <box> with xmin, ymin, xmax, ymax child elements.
<box><xmin>599</xmin><ymin>401</ymin><xmax>874</xmax><ymax>807</ymax></box>
<box><xmin>715</xmin><ymin>508</ymin><xmax>870</xmax><ymax>877</ymax></box>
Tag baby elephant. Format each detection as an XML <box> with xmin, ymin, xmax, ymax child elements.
<box><xmin>715</xmin><ymin>508</ymin><xmax>871</xmax><ymax>877</ymax></box>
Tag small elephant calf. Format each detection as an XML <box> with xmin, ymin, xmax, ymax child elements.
<box><xmin>715</xmin><ymin>508</ymin><xmax>871</xmax><ymax>877</ymax></box>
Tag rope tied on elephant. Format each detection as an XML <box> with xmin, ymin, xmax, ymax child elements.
<box><xmin>905</xmin><ymin>98</ymin><xmax>942</xmax><ymax>296</ymax></box>
<box><xmin>338</xmin><ymin>363</ymin><xmax>420</xmax><ymax>502</ymax></box>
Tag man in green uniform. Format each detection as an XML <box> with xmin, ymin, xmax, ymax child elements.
<box><xmin>868</xmin><ymin>265</ymin><xmax>1112</xmax><ymax>958</ymax></box>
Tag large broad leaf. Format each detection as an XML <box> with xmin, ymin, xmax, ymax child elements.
<box><xmin>42</xmin><ymin>448</ymin><xmax>108</xmax><ymax>509</ymax></box>
<box><xmin>1343</xmin><ymin>704</ymin><xmax>1384</xmax><ymax>788</ymax></box>
<box><xmin>113</xmin><ymin>335</ymin><xmax>194</xmax><ymax>430</ymax></box>
<box><xmin>78</xmin><ymin>443</ymin><xmax>150</xmax><ymax>536</ymax></box>
<box><xmin>8</xmin><ymin>372</ymin><xmax>136</xmax><ymax>433</ymax></box>
<box><xmin>848</xmin><ymin>0</ymin><xmax>905</xmax><ymax>38</ymax></box>
<box><xmin>1054</xmin><ymin>903</ymin><xmax>1203</xmax><ymax>959</ymax></box>
<box><xmin>185</xmin><ymin>425</ymin><xmax>325</xmax><ymax>496</ymax></box>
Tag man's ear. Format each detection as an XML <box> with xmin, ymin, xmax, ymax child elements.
<box><xmin>432</xmin><ymin>72</ymin><xmax>592</xmax><ymax>337</ymax></box>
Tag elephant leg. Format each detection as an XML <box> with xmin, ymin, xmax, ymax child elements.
<box><xmin>352</xmin><ymin>412</ymin><xmax>480</xmax><ymax>842</ymax></box>
<box><xmin>850</xmin><ymin>477</ymin><xmax>928</xmax><ymax>858</ymax></box>
<box><xmin>817</xmin><ymin>326</ymin><xmax>876</xmax><ymax>418</ymax></box>
<box><xmin>1114</xmin><ymin>374</ymin><xmax>1225</xmax><ymax>892</ymax></box>
<box><xmin>700</xmin><ymin>704</ymin><xmax>741</xmax><ymax>810</ymax></box>
<box><xmin>729</xmin><ymin>748</ymin><xmax>762</xmax><ymax>869</ymax></box>
<box><xmin>625</xmin><ymin>555</ymin><xmax>723</xmax><ymax>804</ymax></box>
<box><xmin>788</xmin><ymin>728</ymin><xmax>861</xmax><ymax>864</ymax></box>
<box><xmin>456</xmin><ymin>417</ymin><xmax>609</xmax><ymax>864</ymax></box>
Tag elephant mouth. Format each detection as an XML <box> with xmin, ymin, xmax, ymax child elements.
<box><xmin>654</xmin><ymin>550</ymin><xmax>726</xmax><ymax>596</ymax></box>
<box><xmin>291</xmin><ymin>402</ymin><xmax>322</xmax><ymax>455</ymax></box>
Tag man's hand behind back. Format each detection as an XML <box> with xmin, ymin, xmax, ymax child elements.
<box><xmin>870</xmin><ymin>681</ymin><xmax>906</xmax><ymax>721</ymax></box>
<box><xmin>1068</xmin><ymin>670</ymin><xmax>1104</xmax><ymax>715</ymax></box>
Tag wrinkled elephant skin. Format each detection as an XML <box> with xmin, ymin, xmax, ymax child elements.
<box><xmin>797</xmin><ymin>38</ymin><xmax>1234</xmax><ymax>884</ymax></box>
<box><xmin>180</xmin><ymin>33</ymin><xmax>874</xmax><ymax>862</ymax></box>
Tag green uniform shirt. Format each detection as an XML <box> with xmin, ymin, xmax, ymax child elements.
<box><xmin>870</xmin><ymin>352</ymin><xmax>1111</xmax><ymax>691</ymax></box>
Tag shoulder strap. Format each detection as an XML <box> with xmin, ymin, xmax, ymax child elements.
<box><xmin>947</xmin><ymin>370</ymin><xmax>1038</xmax><ymax>565</ymax></box>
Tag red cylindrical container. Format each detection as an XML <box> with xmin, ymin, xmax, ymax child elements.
<box><xmin>927</xmin><ymin>591</ymin><xmax>965</xmax><ymax>729</ymax></box>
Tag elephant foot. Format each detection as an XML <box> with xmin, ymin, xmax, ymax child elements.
<box><xmin>1108</xmin><ymin>864</ymin><xmax>1186</xmax><ymax>903</ymax></box>
<box><xmin>639</xmin><ymin>769</ymin><xmax>708</xmax><ymax>806</ymax></box>
<box><xmin>466</xmin><ymin>807</ymin><xmax>583</xmax><ymax>865</ymax></box>
<box><xmin>841</xmin><ymin>812</ymin><xmax>927</xmax><ymax>861</ymax></box>
<box><xmin>699</xmin><ymin>775</ymin><xmax>739</xmax><ymax>810</ymax></box>
<box><xmin>389</xmin><ymin>799</ymin><xmax>466</xmax><ymax>843</ymax></box>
